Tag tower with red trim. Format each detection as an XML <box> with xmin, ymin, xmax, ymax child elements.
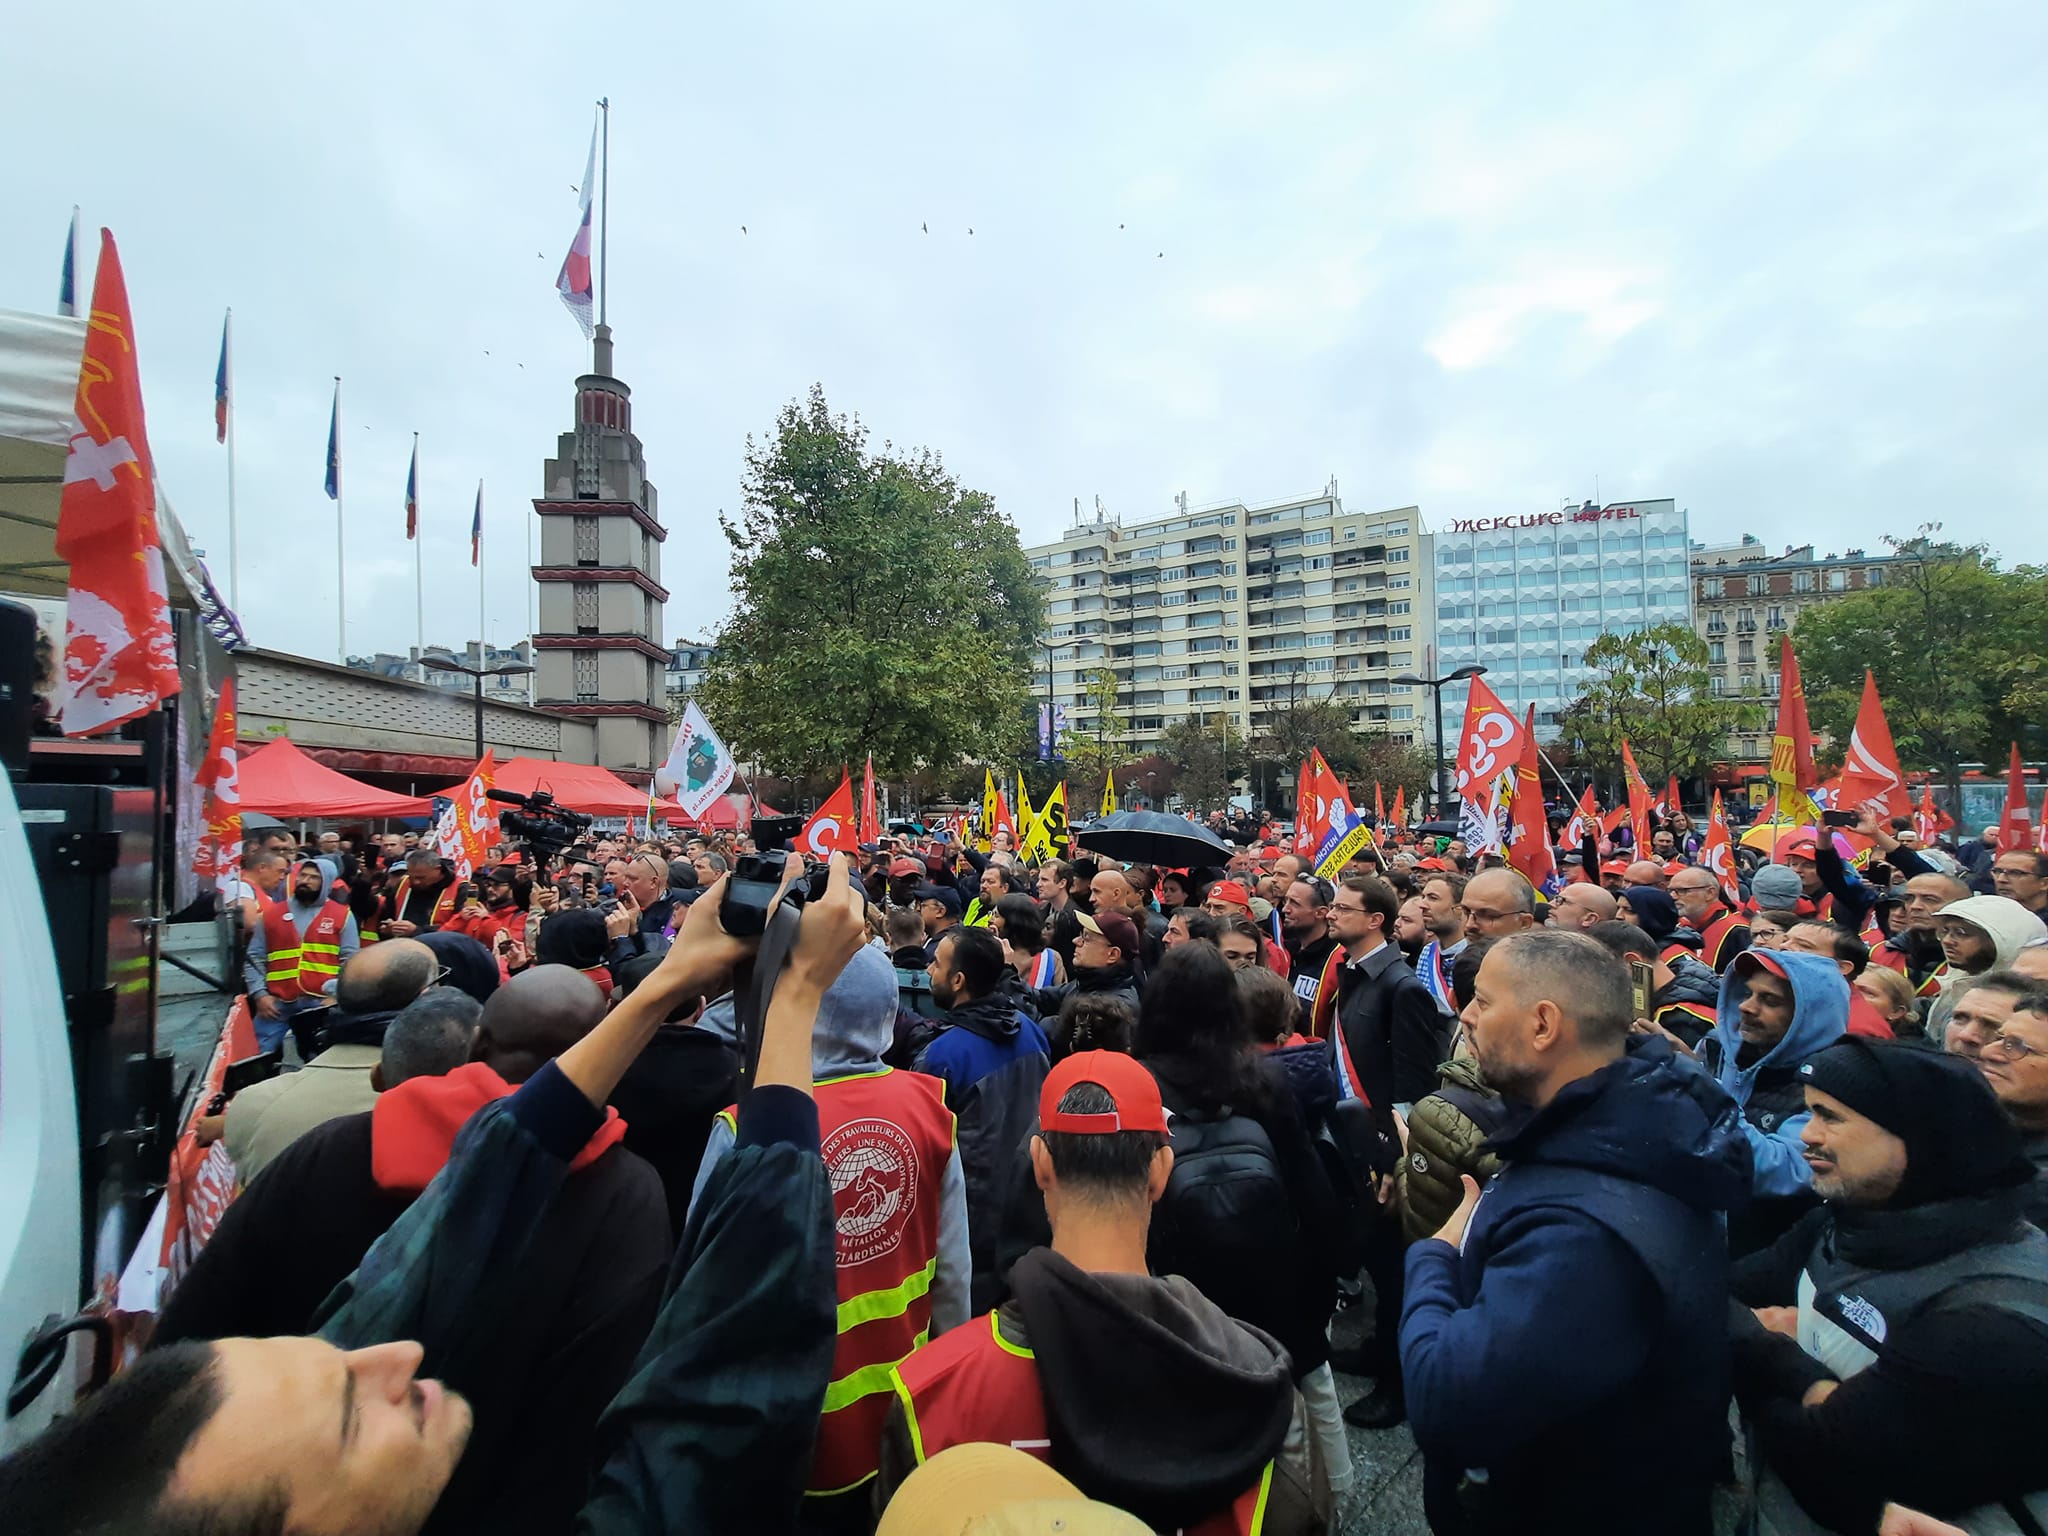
<box><xmin>530</xmin><ymin>323</ymin><xmax>670</xmax><ymax>775</ymax></box>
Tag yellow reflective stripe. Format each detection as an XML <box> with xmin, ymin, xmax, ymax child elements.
<box><xmin>890</xmin><ymin>1367</ymin><xmax>927</xmax><ymax>1465</ymax></box>
<box><xmin>820</xmin><ymin>1358</ymin><xmax>904</xmax><ymax>1415</ymax></box>
<box><xmin>803</xmin><ymin>1470</ymin><xmax>878</xmax><ymax>1497</ymax></box>
<box><xmin>837</xmin><ymin>1258</ymin><xmax>936</xmax><ymax>1334</ymax></box>
<box><xmin>989</xmin><ymin>1311</ymin><xmax>1033</xmax><ymax>1359</ymax></box>
<box><xmin>301</xmin><ymin>942</ymin><xmax>342</xmax><ymax>957</ymax></box>
<box><xmin>815</xmin><ymin>1067</ymin><xmax>893</xmax><ymax>1088</ymax></box>
<box><xmin>1248</xmin><ymin>1459</ymin><xmax>1274</xmax><ymax>1533</ymax></box>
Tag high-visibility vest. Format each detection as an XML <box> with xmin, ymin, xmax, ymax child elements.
<box><xmin>257</xmin><ymin>892</ymin><xmax>350</xmax><ymax>1003</ymax></box>
<box><xmin>1691</xmin><ymin>907</ymin><xmax>1749</xmax><ymax>972</ymax></box>
<box><xmin>722</xmin><ymin>1065</ymin><xmax>956</xmax><ymax>1497</ymax></box>
<box><xmin>1872</xmin><ymin>943</ymin><xmax>1948</xmax><ymax>999</ymax></box>
<box><xmin>388</xmin><ymin>874</ymin><xmax>459</xmax><ymax>932</ymax></box>
<box><xmin>891</xmin><ymin>1311</ymin><xmax>1275</xmax><ymax>1534</ymax></box>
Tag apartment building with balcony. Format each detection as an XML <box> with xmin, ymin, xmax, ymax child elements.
<box><xmin>1690</xmin><ymin>535</ymin><xmax>1904</xmax><ymax>762</ymax></box>
<box><xmin>1025</xmin><ymin>492</ymin><xmax>1433</xmax><ymax>755</ymax></box>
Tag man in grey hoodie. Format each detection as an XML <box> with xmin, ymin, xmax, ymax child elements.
<box><xmin>245</xmin><ymin>855</ymin><xmax>360</xmax><ymax>1056</ymax></box>
<box><xmin>690</xmin><ymin>942</ymin><xmax>969</xmax><ymax>1523</ymax></box>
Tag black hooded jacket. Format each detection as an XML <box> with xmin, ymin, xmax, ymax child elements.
<box><xmin>877</xmin><ymin>1246</ymin><xmax>1329</xmax><ymax>1532</ymax></box>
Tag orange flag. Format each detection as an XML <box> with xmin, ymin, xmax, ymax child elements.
<box><xmin>1835</xmin><ymin>671</ymin><xmax>1911</xmax><ymax>818</ymax></box>
<box><xmin>1701</xmin><ymin>790</ymin><xmax>1738</xmax><ymax>904</ymax></box>
<box><xmin>1998</xmin><ymin>744</ymin><xmax>2034</xmax><ymax>853</ymax></box>
<box><xmin>1914</xmin><ymin>783</ymin><xmax>1952</xmax><ymax>844</ymax></box>
<box><xmin>1390</xmin><ymin>784</ymin><xmax>1406</xmax><ymax>832</ymax></box>
<box><xmin>57</xmin><ymin>229</ymin><xmax>180</xmax><ymax>734</ymax></box>
<box><xmin>859</xmin><ymin>753</ymin><xmax>878</xmax><ymax>844</ymax></box>
<box><xmin>1770</xmin><ymin>634</ymin><xmax>1820</xmax><ymax>824</ymax></box>
<box><xmin>193</xmin><ymin>679</ymin><xmax>240</xmax><ymax>895</ymax></box>
<box><xmin>1621</xmin><ymin>740</ymin><xmax>1655</xmax><ymax>853</ymax></box>
<box><xmin>1292</xmin><ymin>761</ymin><xmax>1317</xmax><ymax>859</ymax></box>
<box><xmin>799</xmin><ymin>772</ymin><xmax>860</xmax><ymax>859</ymax></box>
<box><xmin>1375</xmin><ymin>781</ymin><xmax>1386</xmax><ymax>827</ymax></box>
<box><xmin>1505</xmin><ymin>707</ymin><xmax>1556</xmax><ymax>891</ymax></box>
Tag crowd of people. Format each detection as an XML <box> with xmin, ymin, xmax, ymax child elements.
<box><xmin>6</xmin><ymin>790</ymin><xmax>2048</xmax><ymax>1535</ymax></box>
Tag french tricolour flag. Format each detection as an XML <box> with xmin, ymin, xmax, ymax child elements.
<box><xmin>470</xmin><ymin>482</ymin><xmax>482</xmax><ymax>567</ymax></box>
<box><xmin>555</xmin><ymin>118</ymin><xmax>598</xmax><ymax>339</ymax></box>
<box><xmin>214</xmin><ymin>314</ymin><xmax>230</xmax><ymax>444</ymax></box>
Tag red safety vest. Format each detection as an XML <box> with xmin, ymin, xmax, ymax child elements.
<box><xmin>721</xmin><ymin>1067</ymin><xmax>955</xmax><ymax>1497</ymax></box>
<box><xmin>891</xmin><ymin>1311</ymin><xmax>1275</xmax><ymax>1534</ymax></box>
<box><xmin>387</xmin><ymin>875</ymin><xmax>459</xmax><ymax>933</ymax></box>
<box><xmin>1691</xmin><ymin>907</ymin><xmax>1749</xmax><ymax>972</ymax></box>
<box><xmin>1871</xmin><ymin>943</ymin><xmax>1948</xmax><ymax>999</ymax></box>
<box><xmin>257</xmin><ymin>892</ymin><xmax>350</xmax><ymax>1003</ymax></box>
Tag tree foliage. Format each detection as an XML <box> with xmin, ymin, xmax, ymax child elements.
<box><xmin>1793</xmin><ymin>533</ymin><xmax>2048</xmax><ymax>797</ymax></box>
<box><xmin>1059</xmin><ymin>667</ymin><xmax>1128</xmax><ymax>793</ymax></box>
<box><xmin>1557</xmin><ymin>622</ymin><xmax>1761</xmax><ymax>786</ymax></box>
<box><xmin>699</xmin><ymin>387</ymin><xmax>1043</xmax><ymax>780</ymax></box>
<box><xmin>1158</xmin><ymin>713</ymin><xmax>1250</xmax><ymax>811</ymax></box>
<box><xmin>1249</xmin><ymin>666</ymin><xmax>1373</xmax><ymax>780</ymax></box>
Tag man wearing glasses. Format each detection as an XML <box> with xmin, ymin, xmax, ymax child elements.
<box><xmin>1869</xmin><ymin>869</ymin><xmax>1971</xmax><ymax>1016</ymax></box>
<box><xmin>1993</xmin><ymin>850</ymin><xmax>2048</xmax><ymax>920</ymax></box>
<box><xmin>1669</xmin><ymin>867</ymin><xmax>1750</xmax><ymax>973</ymax></box>
<box><xmin>1974</xmin><ymin>987</ymin><xmax>2048</xmax><ymax>1226</ymax></box>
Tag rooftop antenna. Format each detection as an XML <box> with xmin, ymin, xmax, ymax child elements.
<box><xmin>1175</xmin><ymin>490</ymin><xmax>1188</xmax><ymax>516</ymax></box>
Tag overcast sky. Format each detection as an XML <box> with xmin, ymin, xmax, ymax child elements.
<box><xmin>8</xmin><ymin>1</ymin><xmax>2045</xmax><ymax>661</ymax></box>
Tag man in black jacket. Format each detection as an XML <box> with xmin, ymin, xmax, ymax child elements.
<box><xmin>1732</xmin><ymin>1038</ymin><xmax>2048</xmax><ymax>1533</ymax></box>
<box><xmin>1282</xmin><ymin>875</ymin><xmax>1341</xmax><ymax>1022</ymax></box>
<box><xmin>1028</xmin><ymin>911</ymin><xmax>1142</xmax><ymax>1017</ymax></box>
<box><xmin>1328</xmin><ymin>873</ymin><xmax>1446</xmax><ymax>1428</ymax></box>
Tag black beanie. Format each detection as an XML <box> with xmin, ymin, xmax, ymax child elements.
<box><xmin>1801</xmin><ymin>1038</ymin><xmax>2030</xmax><ymax>1206</ymax></box>
<box><xmin>1623</xmin><ymin>885</ymin><xmax>1679</xmax><ymax>942</ymax></box>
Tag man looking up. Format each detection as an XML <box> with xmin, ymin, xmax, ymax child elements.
<box><xmin>1402</xmin><ymin>931</ymin><xmax>1750</xmax><ymax>1534</ymax></box>
<box><xmin>877</xmin><ymin>1052</ymin><xmax>1330</xmax><ymax>1532</ymax></box>
<box><xmin>1414</xmin><ymin>871</ymin><xmax>1470</xmax><ymax>1016</ymax></box>
<box><xmin>246</xmin><ymin>856</ymin><xmax>359</xmax><ymax>1056</ymax></box>
<box><xmin>1670</xmin><ymin>866</ymin><xmax>1749</xmax><ymax>972</ymax></box>
<box><xmin>381</xmin><ymin>847</ymin><xmax>458</xmax><ymax>938</ymax></box>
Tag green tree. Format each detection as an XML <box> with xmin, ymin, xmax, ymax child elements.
<box><xmin>1793</xmin><ymin>532</ymin><xmax>2048</xmax><ymax>804</ymax></box>
<box><xmin>1557</xmin><ymin>622</ymin><xmax>1760</xmax><ymax>788</ymax></box>
<box><xmin>1159</xmin><ymin>712</ymin><xmax>1250</xmax><ymax>811</ymax></box>
<box><xmin>699</xmin><ymin>386</ymin><xmax>1044</xmax><ymax>780</ymax></box>
<box><xmin>1249</xmin><ymin>665</ymin><xmax>1374</xmax><ymax>782</ymax></box>
<box><xmin>1059</xmin><ymin>667</ymin><xmax>1128</xmax><ymax>797</ymax></box>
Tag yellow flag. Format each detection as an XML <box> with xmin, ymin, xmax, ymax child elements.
<box><xmin>1017</xmin><ymin>771</ymin><xmax>1038</xmax><ymax>843</ymax></box>
<box><xmin>981</xmin><ymin>768</ymin><xmax>999</xmax><ymax>852</ymax></box>
<box><xmin>1025</xmin><ymin>781</ymin><xmax>1070</xmax><ymax>860</ymax></box>
<box><xmin>1100</xmin><ymin>774</ymin><xmax>1117</xmax><ymax>817</ymax></box>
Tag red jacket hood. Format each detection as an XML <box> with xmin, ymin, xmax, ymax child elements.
<box><xmin>371</xmin><ymin>1061</ymin><xmax>627</xmax><ymax>1194</ymax></box>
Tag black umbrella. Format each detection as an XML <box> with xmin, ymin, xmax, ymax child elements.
<box><xmin>1068</xmin><ymin>810</ymin><xmax>1235</xmax><ymax>868</ymax></box>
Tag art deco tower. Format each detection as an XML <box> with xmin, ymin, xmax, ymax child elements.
<box><xmin>529</xmin><ymin>324</ymin><xmax>670</xmax><ymax>774</ymax></box>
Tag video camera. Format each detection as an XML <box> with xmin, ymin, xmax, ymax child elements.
<box><xmin>718</xmin><ymin>848</ymin><xmax>845</xmax><ymax>937</ymax></box>
<box><xmin>486</xmin><ymin>786</ymin><xmax>593</xmax><ymax>860</ymax></box>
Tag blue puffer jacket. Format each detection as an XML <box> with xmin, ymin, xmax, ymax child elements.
<box><xmin>1700</xmin><ymin>950</ymin><xmax>1849</xmax><ymax>1200</ymax></box>
<box><xmin>1401</xmin><ymin>1035</ymin><xmax>1752</xmax><ymax>1535</ymax></box>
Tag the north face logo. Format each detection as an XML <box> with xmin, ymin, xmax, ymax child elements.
<box><xmin>1837</xmin><ymin>1294</ymin><xmax>1888</xmax><ymax>1343</ymax></box>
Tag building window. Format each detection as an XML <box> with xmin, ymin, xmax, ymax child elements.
<box><xmin>1767</xmin><ymin>606</ymin><xmax>1785</xmax><ymax>630</ymax></box>
<box><xmin>1709</xmin><ymin>640</ymin><xmax>1726</xmax><ymax>664</ymax></box>
<box><xmin>1386</xmin><ymin>547</ymin><xmax>1410</xmax><ymax>563</ymax></box>
<box><xmin>1867</xmin><ymin>567</ymin><xmax>1885</xmax><ymax>587</ymax></box>
<box><xmin>1827</xmin><ymin>569</ymin><xmax>1848</xmax><ymax>591</ymax></box>
<box><xmin>573</xmin><ymin>582</ymin><xmax>600</xmax><ymax>634</ymax></box>
<box><xmin>1747</xmin><ymin>573</ymin><xmax>1766</xmax><ymax>596</ymax></box>
<box><xmin>1794</xmin><ymin>570</ymin><xmax>1815</xmax><ymax>593</ymax></box>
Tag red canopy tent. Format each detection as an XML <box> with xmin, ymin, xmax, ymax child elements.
<box><xmin>237</xmin><ymin>738</ymin><xmax>435</xmax><ymax>818</ymax></box>
<box><xmin>492</xmin><ymin>756</ymin><xmax>653</xmax><ymax>816</ymax></box>
<box><xmin>656</xmin><ymin>792</ymin><xmax>778</xmax><ymax>830</ymax></box>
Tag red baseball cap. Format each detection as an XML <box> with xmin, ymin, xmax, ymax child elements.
<box><xmin>1207</xmin><ymin>879</ymin><xmax>1252</xmax><ymax>909</ymax></box>
<box><xmin>1417</xmin><ymin>857</ymin><xmax>1449</xmax><ymax>872</ymax></box>
<box><xmin>1732</xmin><ymin>950</ymin><xmax>1790</xmax><ymax>983</ymax></box>
<box><xmin>1780</xmin><ymin>831</ymin><xmax>1819</xmax><ymax>860</ymax></box>
<box><xmin>889</xmin><ymin>856</ymin><xmax>924</xmax><ymax>878</ymax></box>
<box><xmin>1040</xmin><ymin>1050</ymin><xmax>1170</xmax><ymax>1135</ymax></box>
<box><xmin>1600</xmin><ymin>859</ymin><xmax>1630</xmax><ymax>876</ymax></box>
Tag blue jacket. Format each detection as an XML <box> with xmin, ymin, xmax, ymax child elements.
<box><xmin>1401</xmin><ymin>1035</ymin><xmax>1752</xmax><ymax>1535</ymax></box>
<box><xmin>1702</xmin><ymin>950</ymin><xmax>1849</xmax><ymax>1199</ymax></box>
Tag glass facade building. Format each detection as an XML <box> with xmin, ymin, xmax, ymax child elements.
<box><xmin>1433</xmin><ymin>498</ymin><xmax>1691</xmax><ymax>740</ymax></box>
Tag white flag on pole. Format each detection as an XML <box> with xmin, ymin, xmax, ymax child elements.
<box><xmin>657</xmin><ymin>700</ymin><xmax>735</xmax><ymax>818</ymax></box>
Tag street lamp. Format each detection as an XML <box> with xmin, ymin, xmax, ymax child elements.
<box><xmin>1391</xmin><ymin>664</ymin><xmax>1487</xmax><ymax>817</ymax></box>
<box><xmin>423</xmin><ymin>646</ymin><xmax>537</xmax><ymax>759</ymax></box>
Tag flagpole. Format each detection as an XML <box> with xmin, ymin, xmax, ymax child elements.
<box><xmin>476</xmin><ymin>479</ymin><xmax>486</xmax><ymax>659</ymax></box>
<box><xmin>413</xmin><ymin>434</ymin><xmax>424</xmax><ymax>655</ymax></box>
<box><xmin>224</xmin><ymin>309</ymin><xmax>240</xmax><ymax>613</ymax></box>
<box><xmin>333</xmin><ymin>376</ymin><xmax>346</xmax><ymax>663</ymax></box>
<box><xmin>598</xmin><ymin>97</ymin><xmax>609</xmax><ymax>328</ymax></box>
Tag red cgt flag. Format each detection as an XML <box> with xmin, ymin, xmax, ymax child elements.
<box><xmin>192</xmin><ymin>678</ymin><xmax>240</xmax><ymax>896</ymax></box>
<box><xmin>1621</xmin><ymin>739</ymin><xmax>1655</xmax><ymax>852</ymax></box>
<box><xmin>57</xmin><ymin>230</ymin><xmax>179</xmax><ymax>734</ymax></box>
<box><xmin>799</xmin><ymin>772</ymin><xmax>860</xmax><ymax>860</ymax></box>
<box><xmin>1562</xmin><ymin>782</ymin><xmax>1599</xmax><ymax>847</ymax></box>
<box><xmin>1770</xmin><ymin>633</ymin><xmax>1820</xmax><ymax>824</ymax></box>
<box><xmin>1914</xmin><ymin>783</ymin><xmax>1953</xmax><ymax>844</ymax></box>
<box><xmin>1505</xmin><ymin>706</ymin><xmax>1555</xmax><ymax>891</ymax></box>
<box><xmin>1836</xmin><ymin>670</ymin><xmax>1912</xmax><ymax>818</ymax></box>
<box><xmin>1293</xmin><ymin>760</ymin><xmax>1317</xmax><ymax>860</ymax></box>
<box><xmin>1390</xmin><ymin>784</ymin><xmax>1406</xmax><ymax>832</ymax></box>
<box><xmin>1701</xmin><ymin>790</ymin><xmax>1739</xmax><ymax>905</ymax></box>
<box><xmin>860</xmin><ymin>753</ymin><xmax>878</xmax><ymax>845</ymax></box>
<box><xmin>1998</xmin><ymin>744</ymin><xmax>2034</xmax><ymax>853</ymax></box>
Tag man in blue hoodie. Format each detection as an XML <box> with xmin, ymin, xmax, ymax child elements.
<box><xmin>1400</xmin><ymin>928</ymin><xmax>1751</xmax><ymax>1535</ymax></box>
<box><xmin>1700</xmin><ymin>948</ymin><xmax>1850</xmax><ymax>1252</ymax></box>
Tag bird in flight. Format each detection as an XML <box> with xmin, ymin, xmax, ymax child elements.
<box><xmin>921</xmin><ymin>222</ymin><xmax>928</xmax><ymax>233</ymax></box>
<box><xmin>741</xmin><ymin>225</ymin><xmax>748</xmax><ymax>235</ymax></box>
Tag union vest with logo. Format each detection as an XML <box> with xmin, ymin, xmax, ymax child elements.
<box><xmin>387</xmin><ymin>874</ymin><xmax>459</xmax><ymax>933</ymax></box>
<box><xmin>721</xmin><ymin>1066</ymin><xmax>955</xmax><ymax>1497</ymax></box>
<box><xmin>1691</xmin><ymin>906</ymin><xmax>1749</xmax><ymax>972</ymax></box>
<box><xmin>257</xmin><ymin>891</ymin><xmax>349</xmax><ymax>1003</ymax></box>
<box><xmin>890</xmin><ymin>1311</ymin><xmax>1275</xmax><ymax>1535</ymax></box>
